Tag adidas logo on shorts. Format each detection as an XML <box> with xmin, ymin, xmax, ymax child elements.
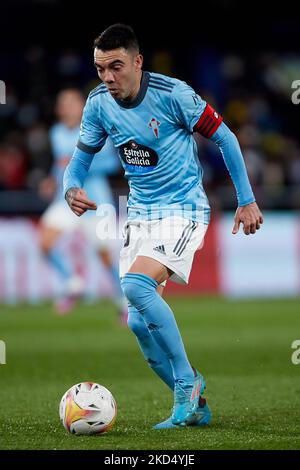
<box><xmin>153</xmin><ymin>245</ymin><xmax>166</xmax><ymax>255</ymax></box>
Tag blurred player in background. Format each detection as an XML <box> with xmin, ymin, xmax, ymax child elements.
<box><xmin>39</xmin><ymin>88</ymin><xmax>127</xmax><ymax>321</ymax></box>
<box><xmin>63</xmin><ymin>25</ymin><xmax>263</xmax><ymax>429</ymax></box>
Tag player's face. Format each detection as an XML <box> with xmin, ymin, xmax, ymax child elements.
<box><xmin>94</xmin><ymin>47</ymin><xmax>143</xmax><ymax>101</ymax></box>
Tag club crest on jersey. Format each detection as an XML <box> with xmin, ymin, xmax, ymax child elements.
<box><xmin>130</xmin><ymin>141</ymin><xmax>139</xmax><ymax>150</ymax></box>
<box><xmin>148</xmin><ymin>117</ymin><xmax>160</xmax><ymax>138</ymax></box>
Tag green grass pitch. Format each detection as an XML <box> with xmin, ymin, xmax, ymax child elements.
<box><xmin>0</xmin><ymin>296</ymin><xmax>300</xmax><ymax>450</ymax></box>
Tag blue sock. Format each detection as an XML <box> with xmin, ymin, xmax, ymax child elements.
<box><xmin>127</xmin><ymin>303</ymin><xmax>174</xmax><ymax>390</ymax></box>
<box><xmin>121</xmin><ymin>273</ymin><xmax>194</xmax><ymax>383</ymax></box>
<box><xmin>47</xmin><ymin>243</ymin><xmax>72</xmax><ymax>280</ymax></box>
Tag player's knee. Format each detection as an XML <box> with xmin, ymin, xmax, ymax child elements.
<box><xmin>127</xmin><ymin>310</ymin><xmax>147</xmax><ymax>337</ymax></box>
<box><xmin>121</xmin><ymin>273</ymin><xmax>157</xmax><ymax>307</ymax></box>
<box><xmin>40</xmin><ymin>236</ymin><xmax>51</xmax><ymax>254</ymax></box>
<box><xmin>99</xmin><ymin>249</ymin><xmax>112</xmax><ymax>268</ymax></box>
<box><xmin>120</xmin><ymin>277</ymin><xmax>137</xmax><ymax>304</ymax></box>
<box><xmin>39</xmin><ymin>228</ymin><xmax>58</xmax><ymax>254</ymax></box>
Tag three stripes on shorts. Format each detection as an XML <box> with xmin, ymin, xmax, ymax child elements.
<box><xmin>173</xmin><ymin>221</ymin><xmax>198</xmax><ymax>256</ymax></box>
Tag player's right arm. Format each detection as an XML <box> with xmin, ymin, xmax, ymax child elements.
<box><xmin>63</xmin><ymin>94</ymin><xmax>108</xmax><ymax>216</ymax></box>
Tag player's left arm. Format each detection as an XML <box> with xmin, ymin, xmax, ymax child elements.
<box><xmin>212</xmin><ymin>124</ymin><xmax>263</xmax><ymax>236</ymax></box>
<box><xmin>194</xmin><ymin>107</ymin><xmax>263</xmax><ymax>235</ymax></box>
<box><xmin>171</xmin><ymin>82</ymin><xmax>263</xmax><ymax>235</ymax></box>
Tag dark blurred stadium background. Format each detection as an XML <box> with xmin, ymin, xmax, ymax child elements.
<box><xmin>0</xmin><ymin>0</ymin><xmax>299</xmax><ymax>302</ymax></box>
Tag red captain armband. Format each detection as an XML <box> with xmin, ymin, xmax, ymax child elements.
<box><xmin>193</xmin><ymin>104</ymin><xmax>223</xmax><ymax>138</ymax></box>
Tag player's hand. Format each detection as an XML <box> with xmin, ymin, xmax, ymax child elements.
<box><xmin>232</xmin><ymin>202</ymin><xmax>263</xmax><ymax>235</ymax></box>
<box><xmin>65</xmin><ymin>187</ymin><xmax>97</xmax><ymax>216</ymax></box>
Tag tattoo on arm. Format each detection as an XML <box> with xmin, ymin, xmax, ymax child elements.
<box><xmin>65</xmin><ymin>187</ymin><xmax>79</xmax><ymax>208</ymax></box>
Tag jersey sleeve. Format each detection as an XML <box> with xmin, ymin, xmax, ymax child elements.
<box><xmin>171</xmin><ymin>81</ymin><xmax>223</xmax><ymax>138</ymax></box>
<box><xmin>170</xmin><ymin>81</ymin><xmax>207</xmax><ymax>132</ymax></box>
<box><xmin>77</xmin><ymin>95</ymin><xmax>107</xmax><ymax>154</ymax></box>
<box><xmin>193</xmin><ymin>103</ymin><xmax>223</xmax><ymax>138</ymax></box>
<box><xmin>210</xmin><ymin>121</ymin><xmax>255</xmax><ymax>206</ymax></box>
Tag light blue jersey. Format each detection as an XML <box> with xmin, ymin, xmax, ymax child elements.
<box><xmin>64</xmin><ymin>72</ymin><xmax>255</xmax><ymax>222</ymax></box>
<box><xmin>49</xmin><ymin>123</ymin><xmax>120</xmax><ymax>208</ymax></box>
<box><xmin>77</xmin><ymin>72</ymin><xmax>211</xmax><ymax>223</ymax></box>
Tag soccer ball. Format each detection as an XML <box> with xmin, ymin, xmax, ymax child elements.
<box><xmin>59</xmin><ymin>382</ymin><xmax>117</xmax><ymax>435</ymax></box>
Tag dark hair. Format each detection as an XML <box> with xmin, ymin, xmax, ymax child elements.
<box><xmin>94</xmin><ymin>24</ymin><xmax>139</xmax><ymax>53</ymax></box>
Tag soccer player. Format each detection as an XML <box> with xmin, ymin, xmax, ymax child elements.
<box><xmin>63</xmin><ymin>24</ymin><xmax>263</xmax><ymax>429</ymax></box>
<box><xmin>40</xmin><ymin>88</ymin><xmax>127</xmax><ymax>320</ymax></box>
